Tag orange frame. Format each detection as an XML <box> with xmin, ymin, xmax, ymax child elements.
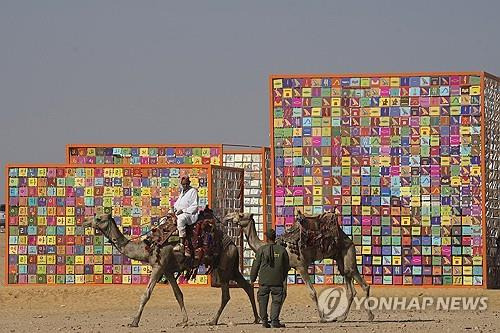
<box><xmin>268</xmin><ymin>71</ymin><xmax>492</xmax><ymax>288</ymax></box>
<box><xmin>4</xmin><ymin>163</ymin><xmax>244</xmax><ymax>287</ymax></box>
<box><xmin>65</xmin><ymin>143</ymin><xmax>224</xmax><ymax>165</ymax></box>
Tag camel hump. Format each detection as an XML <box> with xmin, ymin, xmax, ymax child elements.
<box><xmin>297</xmin><ymin>213</ymin><xmax>333</xmax><ymax>231</ymax></box>
<box><xmin>295</xmin><ymin>212</ymin><xmax>342</xmax><ymax>239</ymax></box>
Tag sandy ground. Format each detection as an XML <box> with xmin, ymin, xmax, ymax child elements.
<box><xmin>1</xmin><ymin>234</ymin><xmax>500</xmax><ymax>333</ymax></box>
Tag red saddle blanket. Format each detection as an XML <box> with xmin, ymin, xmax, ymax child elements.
<box><xmin>188</xmin><ymin>218</ymin><xmax>223</xmax><ymax>264</ymax></box>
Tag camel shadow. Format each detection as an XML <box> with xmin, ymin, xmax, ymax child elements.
<box><xmin>356</xmin><ymin>319</ymin><xmax>435</xmax><ymax>323</ymax></box>
<box><xmin>199</xmin><ymin>318</ymin><xmax>434</xmax><ymax>328</ymax></box>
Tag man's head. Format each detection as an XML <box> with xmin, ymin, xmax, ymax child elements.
<box><xmin>266</xmin><ymin>228</ymin><xmax>276</xmax><ymax>242</ymax></box>
<box><xmin>181</xmin><ymin>176</ymin><xmax>191</xmax><ymax>191</ymax></box>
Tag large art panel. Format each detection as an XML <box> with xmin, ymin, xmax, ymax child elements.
<box><xmin>5</xmin><ymin>164</ymin><xmax>243</xmax><ymax>285</ymax></box>
<box><xmin>270</xmin><ymin>73</ymin><xmax>486</xmax><ymax>286</ymax></box>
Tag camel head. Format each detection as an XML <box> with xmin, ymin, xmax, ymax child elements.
<box><xmin>296</xmin><ymin>210</ymin><xmax>306</xmax><ymax>224</ymax></box>
<box><xmin>223</xmin><ymin>212</ymin><xmax>254</xmax><ymax>228</ymax></box>
<box><xmin>83</xmin><ymin>213</ymin><xmax>113</xmax><ymax>230</ymax></box>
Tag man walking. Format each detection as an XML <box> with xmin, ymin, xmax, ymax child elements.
<box><xmin>250</xmin><ymin>229</ymin><xmax>290</xmax><ymax>328</ymax></box>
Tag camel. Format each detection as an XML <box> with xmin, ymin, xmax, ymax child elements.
<box><xmin>225</xmin><ymin>212</ymin><xmax>374</xmax><ymax>323</ymax></box>
<box><xmin>82</xmin><ymin>213</ymin><xmax>259</xmax><ymax>327</ymax></box>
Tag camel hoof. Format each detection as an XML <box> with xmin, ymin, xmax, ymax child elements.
<box><xmin>368</xmin><ymin>313</ymin><xmax>375</xmax><ymax>321</ymax></box>
<box><xmin>336</xmin><ymin>316</ymin><xmax>347</xmax><ymax>323</ymax></box>
<box><xmin>253</xmin><ymin>318</ymin><xmax>260</xmax><ymax>324</ymax></box>
<box><xmin>128</xmin><ymin>322</ymin><xmax>139</xmax><ymax>328</ymax></box>
<box><xmin>175</xmin><ymin>322</ymin><xmax>188</xmax><ymax>328</ymax></box>
<box><xmin>208</xmin><ymin>321</ymin><xmax>217</xmax><ymax>326</ymax></box>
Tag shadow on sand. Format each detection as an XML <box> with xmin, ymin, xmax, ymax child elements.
<box><xmin>210</xmin><ymin>318</ymin><xmax>434</xmax><ymax>328</ymax></box>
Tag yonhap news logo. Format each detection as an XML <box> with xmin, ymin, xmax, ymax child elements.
<box><xmin>317</xmin><ymin>287</ymin><xmax>349</xmax><ymax>321</ymax></box>
<box><xmin>318</xmin><ymin>286</ymin><xmax>488</xmax><ymax>320</ymax></box>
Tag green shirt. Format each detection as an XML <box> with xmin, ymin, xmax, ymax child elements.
<box><xmin>250</xmin><ymin>242</ymin><xmax>290</xmax><ymax>286</ymax></box>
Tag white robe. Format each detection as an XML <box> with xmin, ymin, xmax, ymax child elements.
<box><xmin>173</xmin><ymin>187</ymin><xmax>199</xmax><ymax>236</ymax></box>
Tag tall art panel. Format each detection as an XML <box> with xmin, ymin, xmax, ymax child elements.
<box><xmin>270</xmin><ymin>72</ymin><xmax>495</xmax><ymax>286</ymax></box>
<box><xmin>484</xmin><ymin>74</ymin><xmax>500</xmax><ymax>288</ymax></box>
<box><xmin>223</xmin><ymin>148</ymin><xmax>270</xmax><ymax>278</ymax></box>
<box><xmin>67</xmin><ymin>144</ymin><xmax>271</xmax><ymax>280</ymax></box>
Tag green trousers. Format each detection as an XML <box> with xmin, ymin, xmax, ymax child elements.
<box><xmin>257</xmin><ymin>285</ymin><xmax>285</xmax><ymax>323</ymax></box>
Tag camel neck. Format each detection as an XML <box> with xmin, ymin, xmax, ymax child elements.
<box><xmin>103</xmin><ymin>219</ymin><xmax>130</xmax><ymax>252</ymax></box>
<box><xmin>244</xmin><ymin>218</ymin><xmax>265</xmax><ymax>252</ymax></box>
<box><xmin>96</xmin><ymin>219</ymin><xmax>151</xmax><ymax>262</ymax></box>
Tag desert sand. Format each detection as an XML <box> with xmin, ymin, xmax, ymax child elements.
<box><xmin>1</xmin><ymin>234</ymin><xmax>500</xmax><ymax>333</ymax></box>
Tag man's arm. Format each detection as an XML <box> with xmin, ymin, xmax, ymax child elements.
<box><xmin>282</xmin><ymin>249</ymin><xmax>290</xmax><ymax>282</ymax></box>
<box><xmin>173</xmin><ymin>194</ymin><xmax>181</xmax><ymax>212</ymax></box>
<box><xmin>250</xmin><ymin>248</ymin><xmax>262</xmax><ymax>283</ymax></box>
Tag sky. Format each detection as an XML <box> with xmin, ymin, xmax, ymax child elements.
<box><xmin>1</xmin><ymin>0</ymin><xmax>499</xmax><ymax>201</ymax></box>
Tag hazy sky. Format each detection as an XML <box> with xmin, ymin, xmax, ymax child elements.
<box><xmin>1</xmin><ymin>0</ymin><xmax>499</xmax><ymax>200</ymax></box>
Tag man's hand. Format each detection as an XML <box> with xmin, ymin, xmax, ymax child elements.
<box><xmin>176</xmin><ymin>209</ymin><xmax>183</xmax><ymax>215</ymax></box>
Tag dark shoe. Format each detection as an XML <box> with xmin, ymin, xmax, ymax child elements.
<box><xmin>271</xmin><ymin>322</ymin><xmax>285</xmax><ymax>328</ymax></box>
<box><xmin>261</xmin><ymin>321</ymin><xmax>270</xmax><ymax>328</ymax></box>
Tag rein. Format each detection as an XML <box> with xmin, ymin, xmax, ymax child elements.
<box><xmin>129</xmin><ymin>228</ymin><xmax>154</xmax><ymax>241</ymax></box>
<box><xmin>127</xmin><ymin>214</ymin><xmax>177</xmax><ymax>241</ymax></box>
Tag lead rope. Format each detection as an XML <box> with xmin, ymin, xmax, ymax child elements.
<box><xmin>128</xmin><ymin>214</ymin><xmax>174</xmax><ymax>241</ymax></box>
<box><xmin>298</xmin><ymin>220</ymin><xmax>303</xmax><ymax>260</ymax></box>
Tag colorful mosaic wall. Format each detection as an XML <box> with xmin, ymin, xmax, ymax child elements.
<box><xmin>271</xmin><ymin>73</ymin><xmax>485</xmax><ymax>286</ymax></box>
<box><xmin>67</xmin><ymin>145</ymin><xmax>222</xmax><ymax>166</ymax></box>
<box><xmin>223</xmin><ymin>150</ymin><xmax>266</xmax><ymax>278</ymax></box>
<box><xmin>6</xmin><ymin>165</ymin><xmax>220</xmax><ymax>285</ymax></box>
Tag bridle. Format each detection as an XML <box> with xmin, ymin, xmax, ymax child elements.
<box><xmin>95</xmin><ymin>215</ymin><xmax>130</xmax><ymax>250</ymax></box>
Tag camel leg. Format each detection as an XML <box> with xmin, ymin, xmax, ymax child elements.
<box><xmin>341</xmin><ymin>244</ymin><xmax>374</xmax><ymax>321</ymax></box>
<box><xmin>165</xmin><ymin>273</ymin><xmax>189</xmax><ymax>327</ymax></box>
<box><xmin>233</xmin><ymin>271</ymin><xmax>259</xmax><ymax>323</ymax></box>
<box><xmin>296</xmin><ymin>265</ymin><xmax>323</xmax><ymax>322</ymax></box>
<box><xmin>335</xmin><ymin>274</ymin><xmax>356</xmax><ymax>322</ymax></box>
<box><xmin>208</xmin><ymin>278</ymin><xmax>230</xmax><ymax>326</ymax></box>
<box><xmin>130</xmin><ymin>265</ymin><xmax>163</xmax><ymax>327</ymax></box>
<box><xmin>352</xmin><ymin>270</ymin><xmax>374</xmax><ymax>321</ymax></box>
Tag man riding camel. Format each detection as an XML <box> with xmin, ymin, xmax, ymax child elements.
<box><xmin>172</xmin><ymin>176</ymin><xmax>199</xmax><ymax>252</ymax></box>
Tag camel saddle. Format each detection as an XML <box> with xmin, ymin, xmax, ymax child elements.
<box><xmin>144</xmin><ymin>207</ymin><xmax>225</xmax><ymax>267</ymax></box>
<box><xmin>278</xmin><ymin>212</ymin><xmax>343</xmax><ymax>258</ymax></box>
<box><xmin>145</xmin><ymin>213</ymin><xmax>179</xmax><ymax>249</ymax></box>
